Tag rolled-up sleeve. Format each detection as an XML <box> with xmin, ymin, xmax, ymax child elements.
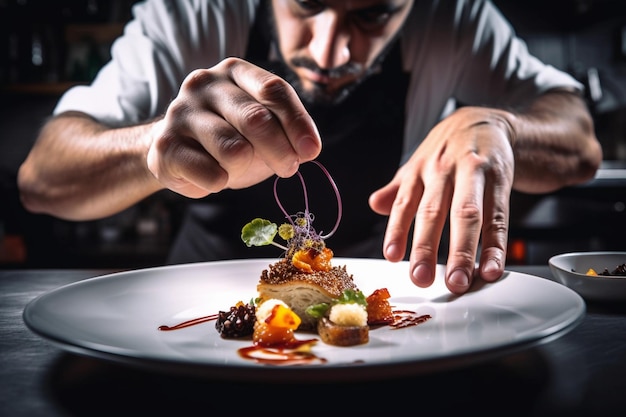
<box><xmin>53</xmin><ymin>0</ymin><xmax>258</xmax><ymax>127</ymax></box>
<box><xmin>400</xmin><ymin>0</ymin><xmax>583</xmax><ymax>162</ymax></box>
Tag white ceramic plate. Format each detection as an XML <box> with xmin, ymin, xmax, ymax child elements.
<box><xmin>549</xmin><ymin>251</ymin><xmax>626</xmax><ymax>302</ymax></box>
<box><xmin>24</xmin><ymin>258</ymin><xmax>584</xmax><ymax>381</ymax></box>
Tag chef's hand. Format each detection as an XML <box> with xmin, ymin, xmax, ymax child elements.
<box><xmin>147</xmin><ymin>57</ymin><xmax>321</xmax><ymax>198</ymax></box>
<box><xmin>369</xmin><ymin>106</ymin><xmax>516</xmax><ymax>294</ymax></box>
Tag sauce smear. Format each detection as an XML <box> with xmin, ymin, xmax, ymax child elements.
<box><xmin>158</xmin><ymin>314</ymin><xmax>218</xmax><ymax>331</ymax></box>
<box><xmin>238</xmin><ymin>339</ymin><xmax>325</xmax><ymax>365</ymax></box>
<box><xmin>157</xmin><ymin>309</ymin><xmax>432</xmax><ymax>366</ymax></box>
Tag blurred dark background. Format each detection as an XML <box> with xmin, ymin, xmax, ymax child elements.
<box><xmin>0</xmin><ymin>0</ymin><xmax>625</xmax><ymax>269</ymax></box>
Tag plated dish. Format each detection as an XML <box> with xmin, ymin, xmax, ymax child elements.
<box><xmin>549</xmin><ymin>251</ymin><xmax>626</xmax><ymax>302</ymax></box>
<box><xmin>23</xmin><ymin>258</ymin><xmax>585</xmax><ymax>382</ymax></box>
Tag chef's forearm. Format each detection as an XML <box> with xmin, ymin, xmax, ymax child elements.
<box><xmin>507</xmin><ymin>90</ymin><xmax>602</xmax><ymax>194</ymax></box>
<box><xmin>18</xmin><ymin>112</ymin><xmax>163</xmax><ymax>220</ymax></box>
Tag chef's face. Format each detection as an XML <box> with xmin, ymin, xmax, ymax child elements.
<box><xmin>271</xmin><ymin>0</ymin><xmax>414</xmax><ymax>105</ymax></box>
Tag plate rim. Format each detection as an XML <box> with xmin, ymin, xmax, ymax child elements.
<box><xmin>23</xmin><ymin>258</ymin><xmax>586</xmax><ymax>382</ymax></box>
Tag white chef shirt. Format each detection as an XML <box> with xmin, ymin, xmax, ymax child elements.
<box><xmin>53</xmin><ymin>0</ymin><xmax>583</xmax><ymax>163</ymax></box>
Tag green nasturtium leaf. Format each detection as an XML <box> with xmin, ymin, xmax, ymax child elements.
<box><xmin>335</xmin><ymin>289</ymin><xmax>367</xmax><ymax>307</ymax></box>
<box><xmin>241</xmin><ymin>218</ymin><xmax>278</xmax><ymax>247</ymax></box>
<box><xmin>305</xmin><ymin>303</ymin><xmax>330</xmax><ymax>318</ymax></box>
<box><xmin>305</xmin><ymin>289</ymin><xmax>367</xmax><ymax>319</ymax></box>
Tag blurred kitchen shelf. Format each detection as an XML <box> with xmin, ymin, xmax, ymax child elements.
<box><xmin>1</xmin><ymin>81</ymin><xmax>85</xmax><ymax>96</ymax></box>
<box><xmin>509</xmin><ymin>161</ymin><xmax>626</xmax><ymax>265</ymax></box>
<box><xmin>64</xmin><ymin>22</ymin><xmax>125</xmax><ymax>44</ymax></box>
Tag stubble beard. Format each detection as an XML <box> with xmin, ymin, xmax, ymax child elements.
<box><xmin>267</xmin><ymin>5</ymin><xmax>395</xmax><ymax>109</ymax></box>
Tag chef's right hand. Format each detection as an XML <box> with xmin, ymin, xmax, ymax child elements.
<box><xmin>147</xmin><ymin>57</ymin><xmax>322</xmax><ymax>198</ymax></box>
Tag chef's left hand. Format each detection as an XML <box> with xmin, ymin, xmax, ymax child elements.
<box><xmin>369</xmin><ymin>106</ymin><xmax>516</xmax><ymax>294</ymax></box>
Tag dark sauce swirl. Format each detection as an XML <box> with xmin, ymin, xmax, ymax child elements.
<box><xmin>158</xmin><ymin>309</ymin><xmax>432</xmax><ymax>365</ymax></box>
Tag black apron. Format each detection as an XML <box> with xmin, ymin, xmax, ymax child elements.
<box><xmin>167</xmin><ymin>3</ymin><xmax>410</xmax><ymax>264</ymax></box>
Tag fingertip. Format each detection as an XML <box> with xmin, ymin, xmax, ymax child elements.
<box><xmin>411</xmin><ymin>263</ymin><xmax>434</xmax><ymax>288</ymax></box>
<box><xmin>447</xmin><ymin>269</ymin><xmax>470</xmax><ymax>293</ymax></box>
<box><xmin>296</xmin><ymin>134</ymin><xmax>321</xmax><ymax>161</ymax></box>
<box><xmin>481</xmin><ymin>258</ymin><xmax>504</xmax><ymax>282</ymax></box>
<box><xmin>384</xmin><ymin>243</ymin><xmax>404</xmax><ymax>262</ymax></box>
<box><xmin>276</xmin><ymin>157</ymin><xmax>300</xmax><ymax>179</ymax></box>
<box><xmin>368</xmin><ymin>189</ymin><xmax>384</xmax><ymax>213</ymax></box>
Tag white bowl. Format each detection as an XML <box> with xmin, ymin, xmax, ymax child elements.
<box><xmin>549</xmin><ymin>252</ymin><xmax>626</xmax><ymax>302</ymax></box>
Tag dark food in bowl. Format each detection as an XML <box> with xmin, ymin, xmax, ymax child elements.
<box><xmin>597</xmin><ymin>264</ymin><xmax>626</xmax><ymax>276</ymax></box>
<box><xmin>575</xmin><ymin>263</ymin><xmax>626</xmax><ymax>276</ymax></box>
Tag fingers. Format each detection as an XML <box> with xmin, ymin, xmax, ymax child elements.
<box><xmin>381</xmin><ymin>111</ymin><xmax>514</xmax><ymax>295</ymax></box>
<box><xmin>444</xmin><ymin>153</ymin><xmax>486</xmax><ymax>294</ymax></box>
<box><xmin>147</xmin><ymin>58</ymin><xmax>322</xmax><ymax>197</ymax></box>
<box><xmin>477</xmin><ymin>156</ymin><xmax>511</xmax><ymax>283</ymax></box>
<box><xmin>147</xmin><ymin>118</ymin><xmax>231</xmax><ymax>198</ymax></box>
<box><xmin>442</xmin><ymin>149</ymin><xmax>511</xmax><ymax>293</ymax></box>
<box><xmin>224</xmin><ymin>59</ymin><xmax>322</xmax><ymax>174</ymax></box>
<box><xmin>408</xmin><ymin>172</ymin><xmax>452</xmax><ymax>288</ymax></box>
<box><xmin>374</xmin><ymin>171</ymin><xmax>423</xmax><ymax>262</ymax></box>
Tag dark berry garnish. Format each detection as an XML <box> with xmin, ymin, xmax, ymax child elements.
<box><xmin>215</xmin><ymin>303</ymin><xmax>256</xmax><ymax>338</ymax></box>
